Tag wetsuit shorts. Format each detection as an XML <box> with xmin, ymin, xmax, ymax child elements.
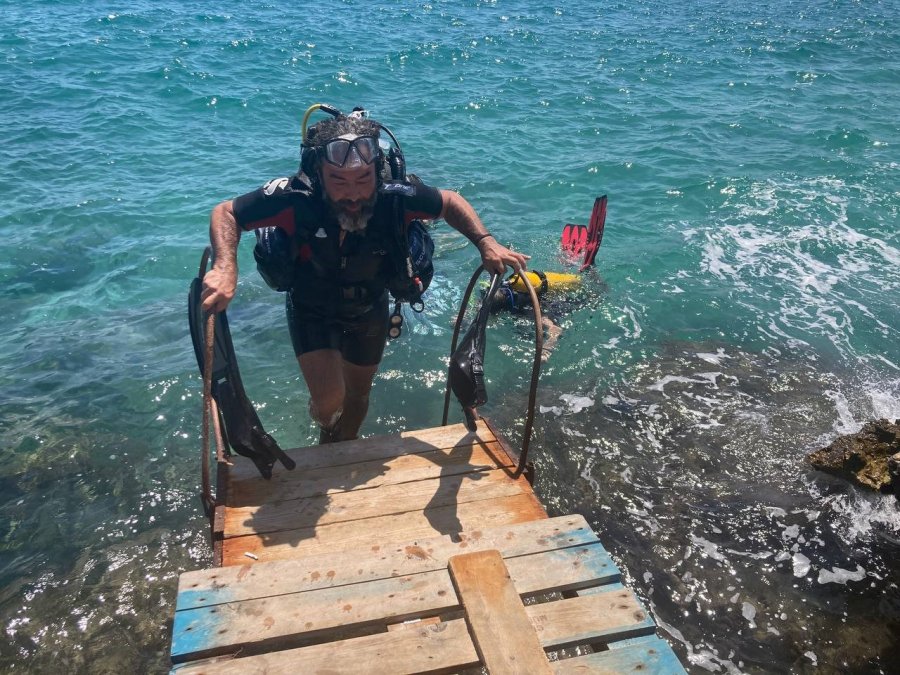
<box><xmin>286</xmin><ymin>290</ymin><xmax>389</xmax><ymax>366</ymax></box>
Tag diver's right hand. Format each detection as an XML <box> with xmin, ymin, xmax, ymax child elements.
<box><xmin>201</xmin><ymin>266</ymin><xmax>237</xmax><ymax>313</ymax></box>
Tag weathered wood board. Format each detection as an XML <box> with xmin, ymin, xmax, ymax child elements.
<box><xmin>449</xmin><ymin>549</ymin><xmax>553</xmax><ymax>674</ymax></box>
<box><xmin>170</xmin><ymin>420</ymin><xmax>685</xmax><ymax>673</ymax></box>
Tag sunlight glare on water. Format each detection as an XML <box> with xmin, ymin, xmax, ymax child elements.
<box><xmin>1</xmin><ymin>0</ymin><xmax>898</xmax><ymax>672</ymax></box>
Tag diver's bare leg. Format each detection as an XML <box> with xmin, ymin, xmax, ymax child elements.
<box><xmin>541</xmin><ymin>317</ymin><xmax>562</xmax><ymax>361</ymax></box>
<box><xmin>298</xmin><ymin>349</ymin><xmax>346</xmax><ymax>441</ymax></box>
<box><xmin>337</xmin><ymin>360</ymin><xmax>378</xmax><ymax>441</ymax></box>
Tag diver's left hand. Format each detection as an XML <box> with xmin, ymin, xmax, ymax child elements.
<box><xmin>477</xmin><ymin>236</ymin><xmax>530</xmax><ymax>275</ymax></box>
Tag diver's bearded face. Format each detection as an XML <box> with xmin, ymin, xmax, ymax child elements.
<box><xmin>328</xmin><ymin>192</ymin><xmax>377</xmax><ymax>232</ymax></box>
<box><xmin>320</xmin><ymin>163</ymin><xmax>378</xmax><ymax>232</ymax></box>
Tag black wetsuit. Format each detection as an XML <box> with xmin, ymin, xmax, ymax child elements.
<box><xmin>487</xmin><ymin>283</ymin><xmax>580</xmax><ymax>324</ymax></box>
<box><xmin>233</xmin><ymin>173</ymin><xmax>443</xmax><ymax>365</ymax></box>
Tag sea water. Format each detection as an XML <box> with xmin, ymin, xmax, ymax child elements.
<box><xmin>1</xmin><ymin>1</ymin><xmax>898</xmax><ymax>672</ymax></box>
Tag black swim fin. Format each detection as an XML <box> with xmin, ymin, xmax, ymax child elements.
<box><xmin>188</xmin><ymin>260</ymin><xmax>296</xmax><ymax>480</ymax></box>
<box><xmin>448</xmin><ymin>274</ymin><xmax>502</xmax><ymax>431</ymax></box>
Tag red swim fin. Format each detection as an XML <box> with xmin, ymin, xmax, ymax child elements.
<box><xmin>562</xmin><ymin>223</ymin><xmax>588</xmax><ymax>257</ymax></box>
<box><xmin>580</xmin><ymin>195</ymin><xmax>607</xmax><ymax>270</ymax></box>
<box><xmin>577</xmin><ymin>225</ymin><xmax>589</xmax><ymax>252</ymax></box>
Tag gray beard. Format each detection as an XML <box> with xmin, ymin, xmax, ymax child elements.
<box><xmin>335</xmin><ymin>209</ymin><xmax>372</xmax><ymax>233</ymax></box>
<box><xmin>325</xmin><ymin>191</ymin><xmax>376</xmax><ymax>233</ymax></box>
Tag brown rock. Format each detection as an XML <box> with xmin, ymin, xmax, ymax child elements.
<box><xmin>890</xmin><ymin>450</ymin><xmax>900</xmax><ymax>496</ymax></box>
<box><xmin>807</xmin><ymin>418</ymin><xmax>900</xmax><ymax>493</ymax></box>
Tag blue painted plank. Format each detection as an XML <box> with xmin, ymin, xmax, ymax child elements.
<box><xmin>553</xmin><ymin>637</ymin><xmax>687</xmax><ymax>674</ymax></box>
<box><xmin>170</xmin><ymin>603</ymin><xmax>227</xmax><ymax>665</ymax></box>
<box><xmin>176</xmin><ymin>514</ymin><xmax>603</xmax><ymax>611</ymax></box>
<box><xmin>607</xmin><ymin>633</ymin><xmax>665</xmax><ymax>650</ymax></box>
<box><xmin>171</xmin><ymin>544</ymin><xmax>623</xmax><ymax>663</ymax></box>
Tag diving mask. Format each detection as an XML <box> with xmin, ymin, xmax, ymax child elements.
<box><xmin>322</xmin><ymin>135</ymin><xmax>378</xmax><ymax>169</ymax></box>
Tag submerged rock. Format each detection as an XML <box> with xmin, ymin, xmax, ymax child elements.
<box><xmin>807</xmin><ymin>418</ymin><xmax>900</xmax><ymax>495</ymax></box>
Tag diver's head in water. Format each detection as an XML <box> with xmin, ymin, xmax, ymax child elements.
<box><xmin>306</xmin><ymin>116</ymin><xmax>382</xmax><ymax>232</ymax></box>
<box><xmin>486</xmin><ymin>283</ymin><xmax>519</xmax><ymax>314</ymax></box>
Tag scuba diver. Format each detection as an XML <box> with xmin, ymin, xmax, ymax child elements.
<box><xmin>483</xmin><ymin>196</ymin><xmax>607</xmax><ymax>360</ymax></box>
<box><xmin>201</xmin><ymin>105</ymin><xmax>529</xmax><ymax>444</ymax></box>
<box><xmin>485</xmin><ymin>270</ymin><xmax>582</xmax><ymax>360</ymax></box>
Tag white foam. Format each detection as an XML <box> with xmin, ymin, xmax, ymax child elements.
<box><xmin>823</xmin><ymin>389</ymin><xmax>862</xmax><ymax>435</ymax></box>
<box><xmin>872</xmin><ymin>354</ymin><xmax>900</xmax><ymax>371</ymax></box>
<box><xmin>726</xmin><ymin>548</ymin><xmax>773</xmax><ymax>560</ymax></box>
<box><xmin>541</xmin><ymin>394</ymin><xmax>595</xmax><ymax>416</ymax></box>
<box><xmin>691</xmin><ymin>535</ymin><xmax>727</xmax><ymax>562</ymax></box>
<box><xmin>648</xmin><ymin>373</ymin><xmax>722</xmax><ymax>392</ymax></box>
<box><xmin>869</xmin><ymin>236</ymin><xmax>900</xmax><ymax>266</ymax></box>
<box><xmin>687</xmin><ymin>175</ymin><xmax>899</xmax><ymax>376</ymax></box>
<box><xmin>579</xmin><ymin>457</ymin><xmax>601</xmax><ymax>496</ymax></box>
<box><xmin>741</xmin><ymin>602</ymin><xmax>757</xmax><ymax>627</ymax></box>
<box><xmin>869</xmin><ymin>385</ymin><xmax>900</xmax><ymax>419</ymax></box>
<box><xmin>829</xmin><ymin>488</ymin><xmax>900</xmax><ymax>541</ymax></box>
<box><xmin>559</xmin><ymin>394</ymin><xmax>594</xmax><ymax>413</ymax></box>
<box><xmin>622</xmin><ymin>306</ymin><xmax>642</xmax><ymax>339</ymax></box>
<box><xmin>656</xmin><ymin>616</ymin><xmax>743</xmax><ymax>674</ymax></box>
<box><xmin>701</xmin><ymin>241</ymin><xmax>738</xmax><ymax>281</ymax></box>
<box><xmin>817</xmin><ymin>565</ymin><xmax>866</xmax><ymax>585</ymax></box>
<box><xmin>792</xmin><ymin>552</ymin><xmax>811</xmax><ymax>577</ymax></box>
<box><xmin>697</xmin><ymin>349</ymin><xmax>728</xmax><ymax>365</ymax></box>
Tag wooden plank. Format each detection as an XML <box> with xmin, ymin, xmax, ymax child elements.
<box><xmin>221</xmin><ymin>492</ymin><xmax>547</xmax><ymax>566</ymax></box>
<box><xmin>227</xmin><ymin>420</ymin><xmax>495</xmax><ymax>482</ymax></box>
<box><xmin>552</xmin><ymin>638</ymin><xmax>687</xmax><ymax>674</ymax></box>
<box><xmin>483</xmin><ymin>416</ymin><xmax>524</xmax><ymax>468</ymax></box>
<box><xmin>170</xmin><ymin>619</ymin><xmax>478</xmax><ymax>675</ymax></box>
<box><xmin>170</xmin><ymin>570</ymin><xmax>458</xmax><ymax>663</ymax></box>
<box><xmin>386</xmin><ymin>616</ymin><xmax>442</xmax><ymax>632</ymax></box>
<box><xmin>449</xmin><ymin>550</ymin><xmax>553</xmax><ymax>674</ymax></box>
<box><xmin>178</xmin><ymin>515</ymin><xmax>603</xmax><ymax>610</ymax></box>
<box><xmin>511</xmin><ymin>544</ymin><xmax>620</xmax><ymax>597</ymax></box>
<box><xmin>228</xmin><ymin>441</ymin><xmax>512</xmax><ymax>507</ymax></box>
<box><xmin>224</xmin><ymin>468</ymin><xmax>530</xmax><ymax>538</ymax></box>
<box><xmin>606</xmin><ymin>634</ymin><xmax>663</xmax><ymax>650</ymax></box>
<box><xmin>173</xmin><ymin>587</ymin><xmax>655</xmax><ymax>673</ymax></box>
<box><xmin>172</xmin><ymin>545</ymin><xmax>621</xmax><ymax>664</ymax></box>
<box><xmin>529</xmin><ymin>588</ymin><xmax>655</xmax><ymax>650</ymax></box>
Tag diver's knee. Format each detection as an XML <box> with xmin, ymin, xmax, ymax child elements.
<box><xmin>343</xmin><ymin>387</ymin><xmax>371</xmax><ymax>407</ymax></box>
<box><xmin>308</xmin><ymin>398</ymin><xmax>343</xmax><ymax>429</ymax></box>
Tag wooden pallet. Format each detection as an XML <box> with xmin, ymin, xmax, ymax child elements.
<box><xmin>170</xmin><ymin>419</ymin><xmax>685</xmax><ymax>673</ymax></box>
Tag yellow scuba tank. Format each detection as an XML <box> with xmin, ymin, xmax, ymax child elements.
<box><xmin>507</xmin><ymin>270</ymin><xmax>581</xmax><ymax>296</ymax></box>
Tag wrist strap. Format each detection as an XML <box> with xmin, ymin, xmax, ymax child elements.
<box><xmin>472</xmin><ymin>233</ymin><xmax>493</xmax><ymax>245</ymax></box>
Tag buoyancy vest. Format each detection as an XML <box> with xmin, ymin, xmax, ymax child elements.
<box><xmin>253</xmin><ymin>174</ymin><xmax>434</xmax><ymax>315</ymax></box>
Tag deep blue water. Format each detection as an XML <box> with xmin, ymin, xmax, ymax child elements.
<box><xmin>1</xmin><ymin>1</ymin><xmax>898</xmax><ymax>672</ymax></box>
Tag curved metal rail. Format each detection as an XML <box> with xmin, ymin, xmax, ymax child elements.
<box><xmin>442</xmin><ymin>266</ymin><xmax>544</xmax><ymax>478</ymax></box>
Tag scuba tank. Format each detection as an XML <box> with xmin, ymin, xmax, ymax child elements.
<box><xmin>486</xmin><ymin>270</ymin><xmax>582</xmax><ymax>314</ymax></box>
<box><xmin>506</xmin><ymin>270</ymin><xmax>581</xmax><ymax>295</ymax></box>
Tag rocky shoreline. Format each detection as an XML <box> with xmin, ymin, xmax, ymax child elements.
<box><xmin>807</xmin><ymin>418</ymin><xmax>900</xmax><ymax>497</ymax></box>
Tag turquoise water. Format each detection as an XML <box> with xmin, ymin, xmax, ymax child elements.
<box><xmin>2</xmin><ymin>0</ymin><xmax>899</xmax><ymax>671</ymax></box>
